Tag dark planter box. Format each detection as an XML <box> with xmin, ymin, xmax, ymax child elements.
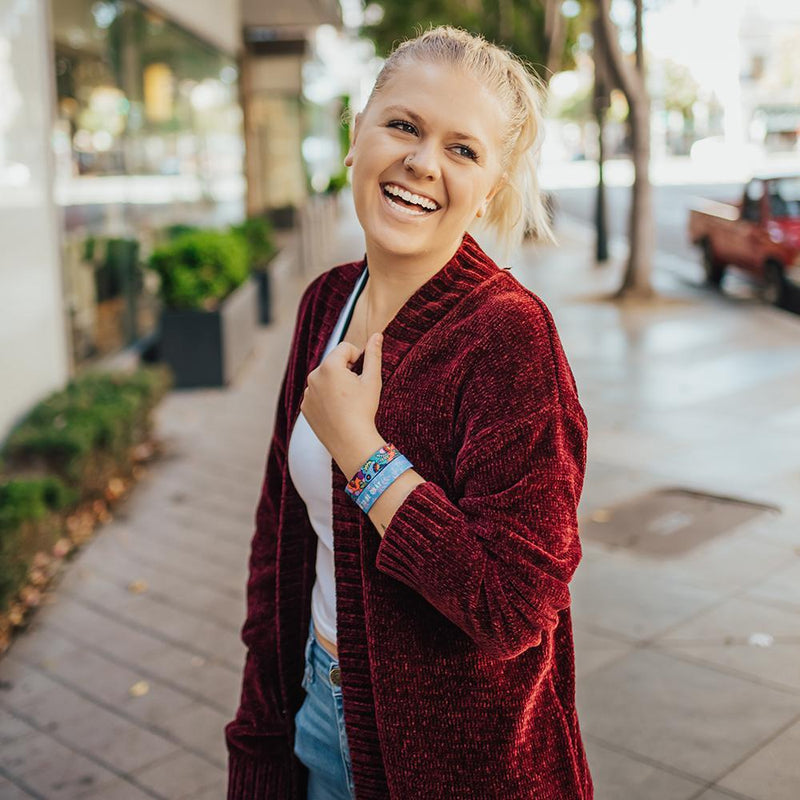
<box><xmin>268</xmin><ymin>205</ymin><xmax>296</xmax><ymax>230</ymax></box>
<box><xmin>253</xmin><ymin>269</ymin><xmax>272</xmax><ymax>325</ymax></box>
<box><xmin>158</xmin><ymin>279</ymin><xmax>258</xmax><ymax>388</ymax></box>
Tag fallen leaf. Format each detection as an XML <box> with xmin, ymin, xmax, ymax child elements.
<box><xmin>106</xmin><ymin>478</ymin><xmax>126</xmax><ymax>500</ymax></box>
<box><xmin>32</xmin><ymin>552</ymin><xmax>51</xmax><ymax>569</ymax></box>
<box><xmin>29</xmin><ymin>569</ymin><xmax>47</xmax><ymax>587</ymax></box>
<box><xmin>20</xmin><ymin>587</ymin><xmax>41</xmax><ymax>608</ymax></box>
<box><xmin>128</xmin><ymin>680</ymin><xmax>150</xmax><ymax>697</ymax></box>
<box><xmin>127</xmin><ymin>580</ymin><xmax>148</xmax><ymax>595</ymax></box>
<box><xmin>53</xmin><ymin>539</ymin><xmax>72</xmax><ymax>558</ymax></box>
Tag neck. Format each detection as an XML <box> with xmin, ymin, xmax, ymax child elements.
<box><xmin>363</xmin><ymin>234</ymin><xmax>465</xmax><ymax>320</ymax></box>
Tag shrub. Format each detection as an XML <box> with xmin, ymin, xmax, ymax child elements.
<box><xmin>231</xmin><ymin>216</ymin><xmax>277</xmax><ymax>270</ymax></box>
<box><xmin>0</xmin><ymin>367</ymin><xmax>170</xmax><ymax>619</ymax></box>
<box><xmin>163</xmin><ymin>223</ymin><xmax>200</xmax><ymax>241</ymax></box>
<box><xmin>0</xmin><ymin>477</ymin><xmax>76</xmax><ymax>610</ymax></box>
<box><xmin>148</xmin><ymin>230</ymin><xmax>249</xmax><ymax>310</ymax></box>
<box><xmin>2</xmin><ymin>367</ymin><xmax>171</xmax><ymax>488</ymax></box>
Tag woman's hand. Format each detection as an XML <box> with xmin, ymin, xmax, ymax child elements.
<box><xmin>301</xmin><ymin>332</ymin><xmax>387</xmax><ymax>478</ymax></box>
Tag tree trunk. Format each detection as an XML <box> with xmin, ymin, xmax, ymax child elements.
<box><xmin>592</xmin><ymin>14</ymin><xmax>610</xmax><ymax>263</ymax></box>
<box><xmin>618</xmin><ymin>95</ymin><xmax>654</xmax><ymax>295</ymax></box>
<box><xmin>544</xmin><ymin>0</ymin><xmax>566</xmax><ymax>78</ymax></box>
<box><xmin>595</xmin><ymin>104</ymin><xmax>609</xmax><ymax>263</ymax></box>
<box><xmin>594</xmin><ymin>0</ymin><xmax>655</xmax><ymax>298</ymax></box>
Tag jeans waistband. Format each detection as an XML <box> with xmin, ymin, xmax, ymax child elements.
<box><xmin>306</xmin><ymin>617</ymin><xmax>341</xmax><ymax>685</ymax></box>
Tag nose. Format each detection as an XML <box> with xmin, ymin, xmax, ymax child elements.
<box><xmin>404</xmin><ymin>142</ymin><xmax>441</xmax><ymax>181</ymax></box>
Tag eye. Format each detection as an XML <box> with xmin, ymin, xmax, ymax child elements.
<box><xmin>387</xmin><ymin>120</ymin><xmax>417</xmax><ymax>135</ymax></box>
<box><xmin>453</xmin><ymin>144</ymin><xmax>478</xmax><ymax>161</ymax></box>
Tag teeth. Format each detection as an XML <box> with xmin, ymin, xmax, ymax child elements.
<box><xmin>383</xmin><ymin>183</ymin><xmax>439</xmax><ymax>211</ymax></box>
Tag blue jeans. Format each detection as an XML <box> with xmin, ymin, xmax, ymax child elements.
<box><xmin>293</xmin><ymin>617</ymin><xmax>356</xmax><ymax>800</ymax></box>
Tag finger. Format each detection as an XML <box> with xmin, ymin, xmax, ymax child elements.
<box><xmin>361</xmin><ymin>332</ymin><xmax>383</xmax><ymax>386</ymax></box>
<box><xmin>324</xmin><ymin>340</ymin><xmax>361</xmax><ymax>368</ymax></box>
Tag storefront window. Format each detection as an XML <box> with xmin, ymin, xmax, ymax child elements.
<box><xmin>50</xmin><ymin>0</ymin><xmax>245</xmax><ymax>362</ymax></box>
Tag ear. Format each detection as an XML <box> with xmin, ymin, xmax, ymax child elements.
<box><xmin>476</xmin><ymin>170</ymin><xmax>508</xmax><ymax>218</ymax></box>
<box><xmin>344</xmin><ymin>111</ymin><xmax>363</xmax><ymax>167</ymax></box>
<box><xmin>486</xmin><ymin>170</ymin><xmax>508</xmax><ymax>204</ymax></box>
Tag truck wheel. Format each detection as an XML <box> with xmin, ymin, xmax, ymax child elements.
<box><xmin>761</xmin><ymin>261</ymin><xmax>788</xmax><ymax>308</ymax></box>
<box><xmin>702</xmin><ymin>240</ymin><xmax>725</xmax><ymax>287</ymax></box>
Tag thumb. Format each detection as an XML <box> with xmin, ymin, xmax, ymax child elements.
<box><xmin>361</xmin><ymin>332</ymin><xmax>383</xmax><ymax>386</ymax></box>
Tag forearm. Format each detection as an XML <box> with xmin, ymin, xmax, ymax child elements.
<box><xmin>335</xmin><ymin>431</ymin><xmax>427</xmax><ymax>539</ymax></box>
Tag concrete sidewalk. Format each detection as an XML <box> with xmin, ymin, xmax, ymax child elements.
<box><xmin>1</xmin><ymin>196</ymin><xmax>799</xmax><ymax>800</ymax></box>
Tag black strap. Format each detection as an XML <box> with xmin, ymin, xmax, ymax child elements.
<box><xmin>337</xmin><ymin>264</ymin><xmax>369</xmax><ymax>345</ymax></box>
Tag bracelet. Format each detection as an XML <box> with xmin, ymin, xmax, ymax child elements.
<box><xmin>344</xmin><ymin>443</ymin><xmax>414</xmax><ymax>513</ymax></box>
<box><xmin>354</xmin><ymin>455</ymin><xmax>413</xmax><ymax>513</ymax></box>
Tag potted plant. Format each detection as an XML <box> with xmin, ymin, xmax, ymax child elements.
<box><xmin>231</xmin><ymin>216</ymin><xmax>278</xmax><ymax>325</ymax></box>
<box><xmin>148</xmin><ymin>230</ymin><xmax>257</xmax><ymax>387</ymax></box>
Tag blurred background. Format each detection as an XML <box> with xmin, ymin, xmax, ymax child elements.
<box><xmin>1</xmin><ymin>1</ymin><xmax>799</xmax><ymax>799</ymax></box>
<box><xmin>3</xmin><ymin>0</ymin><xmax>800</xmax><ymax>435</ymax></box>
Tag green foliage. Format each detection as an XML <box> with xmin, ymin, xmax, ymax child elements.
<box><xmin>0</xmin><ymin>367</ymin><xmax>170</xmax><ymax>613</ymax></box>
<box><xmin>148</xmin><ymin>230</ymin><xmax>250</xmax><ymax>310</ymax></box>
<box><xmin>325</xmin><ymin>170</ymin><xmax>349</xmax><ymax>194</ymax></box>
<box><xmin>2</xmin><ymin>367</ymin><xmax>171</xmax><ymax>486</ymax></box>
<box><xmin>0</xmin><ymin>478</ymin><xmax>75</xmax><ymax>533</ymax></box>
<box><xmin>163</xmin><ymin>223</ymin><xmax>200</xmax><ymax>241</ymax></box>
<box><xmin>0</xmin><ymin>477</ymin><xmax>75</xmax><ymax>609</ymax></box>
<box><xmin>363</xmin><ymin>0</ymin><xmax>583</xmax><ymax>80</ymax></box>
<box><xmin>230</xmin><ymin>216</ymin><xmax>278</xmax><ymax>270</ymax></box>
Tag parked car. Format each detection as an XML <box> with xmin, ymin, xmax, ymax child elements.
<box><xmin>688</xmin><ymin>174</ymin><xmax>800</xmax><ymax>306</ymax></box>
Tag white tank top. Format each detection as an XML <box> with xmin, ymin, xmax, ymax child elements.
<box><xmin>287</xmin><ymin>266</ymin><xmax>368</xmax><ymax>646</ymax></box>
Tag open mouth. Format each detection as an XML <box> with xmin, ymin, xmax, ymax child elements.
<box><xmin>380</xmin><ymin>183</ymin><xmax>441</xmax><ymax>216</ymax></box>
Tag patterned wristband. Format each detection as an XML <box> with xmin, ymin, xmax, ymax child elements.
<box><xmin>354</xmin><ymin>455</ymin><xmax>413</xmax><ymax>513</ymax></box>
<box><xmin>345</xmin><ymin>443</ymin><xmax>401</xmax><ymax>499</ymax></box>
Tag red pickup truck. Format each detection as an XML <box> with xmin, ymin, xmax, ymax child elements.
<box><xmin>689</xmin><ymin>174</ymin><xmax>800</xmax><ymax>306</ymax></box>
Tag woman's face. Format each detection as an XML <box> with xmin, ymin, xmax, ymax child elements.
<box><xmin>345</xmin><ymin>60</ymin><xmax>508</xmax><ymax>261</ymax></box>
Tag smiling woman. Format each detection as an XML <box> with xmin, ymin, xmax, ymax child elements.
<box><xmin>226</xmin><ymin>25</ymin><xmax>592</xmax><ymax>800</ymax></box>
<box><xmin>344</xmin><ymin>59</ymin><xmax>512</xmax><ymax>274</ymax></box>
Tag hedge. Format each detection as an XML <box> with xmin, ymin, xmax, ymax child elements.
<box><xmin>0</xmin><ymin>478</ymin><xmax>76</xmax><ymax>610</ymax></box>
<box><xmin>0</xmin><ymin>366</ymin><xmax>171</xmax><ymax>617</ymax></box>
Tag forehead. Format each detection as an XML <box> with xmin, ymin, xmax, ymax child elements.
<box><xmin>369</xmin><ymin>61</ymin><xmax>507</xmax><ymax>154</ymax></box>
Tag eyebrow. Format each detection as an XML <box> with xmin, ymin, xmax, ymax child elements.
<box><xmin>382</xmin><ymin>105</ymin><xmax>485</xmax><ymax>149</ymax></box>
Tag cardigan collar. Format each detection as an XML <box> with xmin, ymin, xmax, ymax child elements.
<box><xmin>310</xmin><ymin>231</ymin><xmax>501</xmax><ymax>382</ymax></box>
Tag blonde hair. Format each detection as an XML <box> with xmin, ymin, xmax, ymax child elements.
<box><xmin>364</xmin><ymin>24</ymin><xmax>554</xmax><ymax>259</ymax></box>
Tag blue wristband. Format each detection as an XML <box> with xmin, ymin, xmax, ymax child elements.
<box><xmin>354</xmin><ymin>454</ymin><xmax>414</xmax><ymax>514</ymax></box>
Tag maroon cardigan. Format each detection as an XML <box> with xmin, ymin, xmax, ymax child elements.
<box><xmin>226</xmin><ymin>231</ymin><xmax>593</xmax><ymax>799</ymax></box>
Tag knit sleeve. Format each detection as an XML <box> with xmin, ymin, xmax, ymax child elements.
<box><xmin>375</xmin><ymin>289</ymin><xmax>587</xmax><ymax>661</ymax></box>
<box><xmin>225</xmin><ymin>276</ymin><xmax>322</xmax><ymax>798</ymax></box>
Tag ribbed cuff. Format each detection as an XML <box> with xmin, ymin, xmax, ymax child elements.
<box><xmin>375</xmin><ymin>480</ymin><xmax>480</xmax><ymax>588</ymax></box>
<box><xmin>227</xmin><ymin>750</ymin><xmax>292</xmax><ymax>800</ymax></box>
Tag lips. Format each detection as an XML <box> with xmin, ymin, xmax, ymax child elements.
<box><xmin>380</xmin><ymin>182</ymin><xmax>441</xmax><ymax>211</ymax></box>
<box><xmin>380</xmin><ymin>188</ymin><xmax>435</xmax><ymax>219</ymax></box>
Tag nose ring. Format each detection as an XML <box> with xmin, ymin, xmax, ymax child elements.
<box><xmin>404</xmin><ymin>153</ymin><xmax>415</xmax><ymax>168</ymax></box>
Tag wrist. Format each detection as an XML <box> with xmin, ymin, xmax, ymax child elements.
<box><xmin>336</xmin><ymin>430</ymin><xmax>388</xmax><ymax>480</ymax></box>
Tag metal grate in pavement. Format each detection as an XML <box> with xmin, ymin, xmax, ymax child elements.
<box><xmin>581</xmin><ymin>488</ymin><xmax>779</xmax><ymax>557</ymax></box>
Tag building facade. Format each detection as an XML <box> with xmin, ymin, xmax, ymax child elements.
<box><xmin>0</xmin><ymin>0</ymin><xmax>341</xmax><ymax>441</ymax></box>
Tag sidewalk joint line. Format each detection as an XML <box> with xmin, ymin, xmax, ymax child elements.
<box><xmin>0</xmin><ymin>701</ymin><xmax>169</xmax><ymax>800</ymax></box>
